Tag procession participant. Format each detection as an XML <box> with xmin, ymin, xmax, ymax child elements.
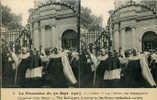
<box><xmin>2</xmin><ymin>48</ymin><xmax>15</xmax><ymax>87</ymax></box>
<box><xmin>98</xmin><ymin>51</ymin><xmax>114</xmax><ymax>88</ymax></box>
<box><xmin>119</xmin><ymin>47</ymin><xmax>125</xmax><ymax>58</ymax></box>
<box><xmin>25</xmin><ymin>49</ymin><xmax>42</xmax><ymax>88</ymax></box>
<box><xmin>40</xmin><ymin>49</ymin><xmax>49</xmax><ymax>84</ymax></box>
<box><xmin>123</xmin><ymin>49</ymin><xmax>147</xmax><ymax>88</ymax></box>
<box><xmin>79</xmin><ymin>49</ymin><xmax>93</xmax><ymax>88</ymax></box>
<box><xmin>9</xmin><ymin>48</ymin><xmax>22</xmax><ymax>85</ymax></box>
<box><xmin>13</xmin><ymin>48</ymin><xmax>22</xmax><ymax>85</ymax></box>
<box><xmin>44</xmin><ymin>48</ymin><xmax>66</xmax><ymax>88</ymax></box>
<box><xmin>87</xmin><ymin>44</ymin><xmax>98</xmax><ymax>71</ymax></box>
<box><xmin>16</xmin><ymin>47</ymin><xmax>31</xmax><ymax>87</ymax></box>
<box><xmin>61</xmin><ymin>49</ymin><xmax>78</xmax><ymax>88</ymax></box>
<box><xmin>40</xmin><ymin>49</ymin><xmax>49</xmax><ymax>67</ymax></box>
<box><xmin>95</xmin><ymin>49</ymin><xmax>122</xmax><ymax>88</ymax></box>
<box><xmin>70</xmin><ymin>48</ymin><xmax>80</xmax><ymax>82</ymax></box>
<box><xmin>30</xmin><ymin>49</ymin><xmax>41</xmax><ymax>69</ymax></box>
<box><xmin>147</xmin><ymin>50</ymin><xmax>154</xmax><ymax>67</ymax></box>
<box><xmin>10</xmin><ymin>48</ymin><xmax>18</xmax><ymax>70</ymax></box>
<box><xmin>119</xmin><ymin>49</ymin><xmax>129</xmax><ymax>68</ymax></box>
<box><xmin>149</xmin><ymin>51</ymin><xmax>157</xmax><ymax>83</ymax></box>
<box><xmin>140</xmin><ymin>51</ymin><xmax>156</xmax><ymax>87</ymax></box>
<box><xmin>123</xmin><ymin>49</ymin><xmax>156</xmax><ymax>88</ymax></box>
<box><xmin>24</xmin><ymin>49</ymin><xmax>34</xmax><ymax>87</ymax></box>
<box><xmin>44</xmin><ymin>48</ymin><xmax>77</xmax><ymax>88</ymax></box>
<box><xmin>95</xmin><ymin>48</ymin><xmax>108</xmax><ymax>88</ymax></box>
<box><xmin>87</xmin><ymin>44</ymin><xmax>98</xmax><ymax>87</ymax></box>
<box><xmin>111</xmin><ymin>51</ymin><xmax>122</xmax><ymax>88</ymax></box>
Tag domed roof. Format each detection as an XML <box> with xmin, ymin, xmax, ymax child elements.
<box><xmin>34</xmin><ymin>0</ymin><xmax>60</xmax><ymax>8</ymax></box>
<box><xmin>108</xmin><ymin>0</ymin><xmax>157</xmax><ymax>25</ymax></box>
<box><xmin>114</xmin><ymin>0</ymin><xmax>142</xmax><ymax>9</ymax></box>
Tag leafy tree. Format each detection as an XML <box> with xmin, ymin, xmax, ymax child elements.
<box><xmin>56</xmin><ymin>0</ymin><xmax>103</xmax><ymax>32</ymax></box>
<box><xmin>81</xmin><ymin>7</ymin><xmax>103</xmax><ymax>32</ymax></box>
<box><xmin>1</xmin><ymin>3</ymin><xmax>22</xmax><ymax>30</ymax></box>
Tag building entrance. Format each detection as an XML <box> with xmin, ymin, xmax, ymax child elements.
<box><xmin>62</xmin><ymin>30</ymin><xmax>78</xmax><ymax>49</ymax></box>
<box><xmin>142</xmin><ymin>31</ymin><xmax>157</xmax><ymax>51</ymax></box>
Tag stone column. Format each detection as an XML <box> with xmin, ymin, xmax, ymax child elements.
<box><xmin>113</xmin><ymin>24</ymin><xmax>119</xmax><ymax>51</ymax></box>
<box><xmin>58</xmin><ymin>33</ymin><xmax>62</xmax><ymax>50</ymax></box>
<box><xmin>53</xmin><ymin>26</ymin><xmax>59</xmax><ymax>49</ymax></box>
<box><xmin>33</xmin><ymin>22</ymin><xmax>40</xmax><ymax>49</ymax></box>
<box><xmin>51</xmin><ymin>25</ymin><xmax>55</xmax><ymax>48</ymax></box>
<box><xmin>112</xmin><ymin>31</ymin><xmax>115</xmax><ymax>50</ymax></box>
<box><xmin>38</xmin><ymin>21</ymin><xmax>42</xmax><ymax>49</ymax></box>
<box><xmin>114</xmin><ymin>30</ymin><xmax>119</xmax><ymax>51</ymax></box>
<box><xmin>41</xmin><ymin>25</ymin><xmax>45</xmax><ymax>49</ymax></box>
<box><xmin>132</xmin><ymin>27</ymin><xmax>136</xmax><ymax>49</ymax></box>
<box><xmin>121</xmin><ymin>28</ymin><xmax>125</xmax><ymax>52</ymax></box>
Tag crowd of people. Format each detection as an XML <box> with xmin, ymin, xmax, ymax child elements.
<box><xmin>2</xmin><ymin>44</ymin><xmax>157</xmax><ymax>88</ymax></box>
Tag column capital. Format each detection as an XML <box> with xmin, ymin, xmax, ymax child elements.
<box><xmin>50</xmin><ymin>24</ymin><xmax>56</xmax><ymax>28</ymax></box>
<box><xmin>120</xmin><ymin>27</ymin><xmax>125</xmax><ymax>31</ymax></box>
<box><xmin>131</xmin><ymin>26</ymin><xmax>136</xmax><ymax>29</ymax></box>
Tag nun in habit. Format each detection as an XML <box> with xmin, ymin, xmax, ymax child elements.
<box><xmin>149</xmin><ymin>53</ymin><xmax>157</xmax><ymax>83</ymax></box>
<box><xmin>16</xmin><ymin>48</ymin><xmax>31</xmax><ymax>87</ymax></box>
<box><xmin>44</xmin><ymin>48</ymin><xmax>77</xmax><ymax>88</ymax></box>
<box><xmin>70</xmin><ymin>49</ymin><xmax>80</xmax><ymax>83</ymax></box>
<box><xmin>122</xmin><ymin>49</ymin><xmax>156</xmax><ymax>88</ymax></box>
<box><xmin>2</xmin><ymin>48</ymin><xmax>15</xmax><ymax>87</ymax></box>
<box><xmin>95</xmin><ymin>49</ymin><xmax>109</xmax><ymax>88</ymax></box>
<box><xmin>24</xmin><ymin>49</ymin><xmax>42</xmax><ymax>88</ymax></box>
<box><xmin>79</xmin><ymin>49</ymin><xmax>93</xmax><ymax>88</ymax></box>
<box><xmin>87</xmin><ymin>44</ymin><xmax>99</xmax><ymax>87</ymax></box>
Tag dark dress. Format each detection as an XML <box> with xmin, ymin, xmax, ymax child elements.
<box><xmin>16</xmin><ymin>56</ymin><xmax>32</xmax><ymax>87</ymax></box>
<box><xmin>123</xmin><ymin>60</ymin><xmax>150</xmax><ymax>88</ymax></box>
<box><xmin>44</xmin><ymin>57</ymin><xmax>68</xmax><ymax>88</ymax></box>
<box><xmin>95</xmin><ymin>60</ymin><xmax>107</xmax><ymax>88</ymax></box>
<box><xmin>25</xmin><ymin>54</ymin><xmax>42</xmax><ymax>88</ymax></box>
<box><xmin>151</xmin><ymin>60</ymin><xmax>157</xmax><ymax>83</ymax></box>
<box><xmin>2</xmin><ymin>53</ymin><xmax>15</xmax><ymax>87</ymax></box>
<box><xmin>79</xmin><ymin>54</ymin><xmax>93</xmax><ymax>88</ymax></box>
<box><xmin>96</xmin><ymin>56</ymin><xmax>122</xmax><ymax>88</ymax></box>
<box><xmin>111</xmin><ymin>57</ymin><xmax>122</xmax><ymax>88</ymax></box>
<box><xmin>70</xmin><ymin>57</ymin><xmax>79</xmax><ymax>82</ymax></box>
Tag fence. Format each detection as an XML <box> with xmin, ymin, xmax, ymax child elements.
<box><xmin>80</xmin><ymin>31</ymin><xmax>109</xmax><ymax>50</ymax></box>
<box><xmin>0</xmin><ymin>29</ymin><xmax>32</xmax><ymax>50</ymax></box>
<box><xmin>1</xmin><ymin>31</ymin><xmax>20</xmax><ymax>43</ymax></box>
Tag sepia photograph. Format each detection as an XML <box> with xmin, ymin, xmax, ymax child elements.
<box><xmin>1</xmin><ymin>0</ymin><xmax>157</xmax><ymax>90</ymax></box>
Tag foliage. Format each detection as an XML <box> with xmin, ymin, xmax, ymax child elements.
<box><xmin>81</xmin><ymin>7</ymin><xmax>103</xmax><ymax>32</ymax></box>
<box><xmin>56</xmin><ymin>0</ymin><xmax>103</xmax><ymax>32</ymax></box>
<box><xmin>1</xmin><ymin>3</ymin><xmax>22</xmax><ymax>30</ymax></box>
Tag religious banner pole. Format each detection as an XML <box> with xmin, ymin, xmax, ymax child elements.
<box><xmin>77</xmin><ymin>0</ymin><xmax>81</xmax><ymax>52</ymax></box>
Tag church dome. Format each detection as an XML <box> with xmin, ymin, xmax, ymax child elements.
<box><xmin>114</xmin><ymin>0</ymin><xmax>142</xmax><ymax>9</ymax></box>
<box><xmin>34</xmin><ymin>0</ymin><xmax>60</xmax><ymax>8</ymax></box>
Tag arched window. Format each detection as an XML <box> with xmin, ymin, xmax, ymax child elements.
<box><xmin>142</xmin><ymin>31</ymin><xmax>157</xmax><ymax>51</ymax></box>
<box><xmin>62</xmin><ymin>30</ymin><xmax>77</xmax><ymax>49</ymax></box>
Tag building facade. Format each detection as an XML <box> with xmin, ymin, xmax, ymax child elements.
<box><xmin>109</xmin><ymin>0</ymin><xmax>157</xmax><ymax>52</ymax></box>
<box><xmin>141</xmin><ymin>0</ymin><xmax>157</xmax><ymax>10</ymax></box>
<box><xmin>29</xmin><ymin>0</ymin><xmax>78</xmax><ymax>50</ymax></box>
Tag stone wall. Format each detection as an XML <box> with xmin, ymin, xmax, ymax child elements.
<box><xmin>29</xmin><ymin>3</ymin><xmax>77</xmax><ymax>50</ymax></box>
<box><xmin>110</xmin><ymin>3</ymin><xmax>157</xmax><ymax>52</ymax></box>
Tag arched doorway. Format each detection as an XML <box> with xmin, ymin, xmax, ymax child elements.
<box><xmin>62</xmin><ymin>30</ymin><xmax>78</xmax><ymax>49</ymax></box>
<box><xmin>142</xmin><ymin>31</ymin><xmax>157</xmax><ymax>51</ymax></box>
